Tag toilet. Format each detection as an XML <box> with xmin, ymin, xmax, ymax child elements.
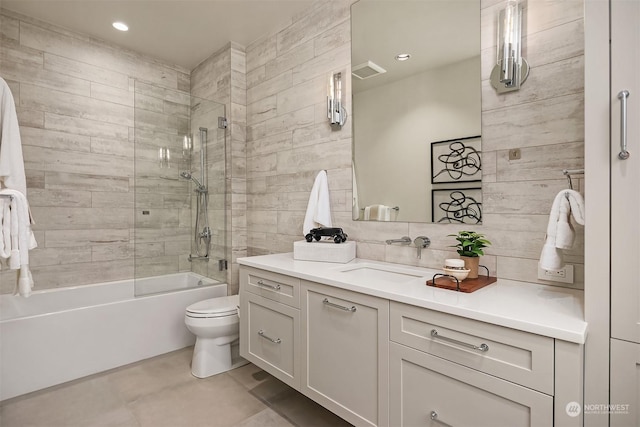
<box><xmin>184</xmin><ymin>294</ymin><xmax>247</xmax><ymax>378</ymax></box>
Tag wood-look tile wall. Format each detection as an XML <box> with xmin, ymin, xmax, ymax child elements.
<box><xmin>245</xmin><ymin>0</ymin><xmax>585</xmax><ymax>289</ymax></box>
<box><xmin>0</xmin><ymin>9</ymin><xmax>193</xmax><ymax>293</ymax></box>
<box><xmin>190</xmin><ymin>42</ymin><xmax>247</xmax><ymax>294</ymax></box>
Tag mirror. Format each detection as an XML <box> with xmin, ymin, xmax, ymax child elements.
<box><xmin>351</xmin><ymin>0</ymin><xmax>482</xmax><ymax>224</ymax></box>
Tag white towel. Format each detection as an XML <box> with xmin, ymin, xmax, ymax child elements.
<box><xmin>0</xmin><ymin>189</ymin><xmax>37</xmax><ymax>297</ymax></box>
<box><xmin>364</xmin><ymin>204</ymin><xmax>392</xmax><ymax>221</ymax></box>
<box><xmin>0</xmin><ymin>77</ymin><xmax>28</xmax><ymax>197</ymax></box>
<box><xmin>539</xmin><ymin>189</ymin><xmax>585</xmax><ymax>270</ymax></box>
<box><xmin>302</xmin><ymin>170</ymin><xmax>332</xmax><ymax>236</ymax></box>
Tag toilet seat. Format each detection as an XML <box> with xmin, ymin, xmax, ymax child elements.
<box><xmin>186</xmin><ymin>295</ymin><xmax>239</xmax><ymax>319</ymax></box>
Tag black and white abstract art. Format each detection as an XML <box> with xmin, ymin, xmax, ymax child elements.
<box><xmin>431</xmin><ymin>136</ymin><xmax>482</xmax><ymax>184</ymax></box>
<box><xmin>431</xmin><ymin>188</ymin><xmax>482</xmax><ymax>224</ymax></box>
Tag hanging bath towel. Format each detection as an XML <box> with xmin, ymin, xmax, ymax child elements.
<box><xmin>302</xmin><ymin>170</ymin><xmax>332</xmax><ymax>236</ymax></box>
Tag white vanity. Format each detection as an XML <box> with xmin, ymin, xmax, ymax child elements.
<box><xmin>238</xmin><ymin>253</ymin><xmax>587</xmax><ymax>427</ymax></box>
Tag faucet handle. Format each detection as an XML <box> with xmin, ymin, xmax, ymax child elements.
<box><xmin>413</xmin><ymin>236</ymin><xmax>431</xmax><ymax>259</ymax></box>
<box><xmin>414</xmin><ymin>236</ymin><xmax>431</xmax><ymax>248</ymax></box>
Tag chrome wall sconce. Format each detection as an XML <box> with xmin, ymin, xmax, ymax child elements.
<box><xmin>327</xmin><ymin>71</ymin><xmax>347</xmax><ymax>127</ymax></box>
<box><xmin>490</xmin><ymin>0</ymin><xmax>529</xmax><ymax>93</ymax></box>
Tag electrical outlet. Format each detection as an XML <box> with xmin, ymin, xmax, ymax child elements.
<box><xmin>509</xmin><ymin>149</ymin><xmax>522</xmax><ymax>160</ymax></box>
<box><xmin>537</xmin><ymin>264</ymin><xmax>574</xmax><ymax>284</ymax></box>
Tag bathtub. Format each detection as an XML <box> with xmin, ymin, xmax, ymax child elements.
<box><xmin>0</xmin><ymin>273</ymin><xmax>226</xmax><ymax>401</ymax></box>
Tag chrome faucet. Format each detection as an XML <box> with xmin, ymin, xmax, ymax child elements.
<box><xmin>413</xmin><ymin>236</ymin><xmax>431</xmax><ymax>259</ymax></box>
<box><xmin>385</xmin><ymin>236</ymin><xmax>411</xmax><ymax>245</ymax></box>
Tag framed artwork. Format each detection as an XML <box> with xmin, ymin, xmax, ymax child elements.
<box><xmin>431</xmin><ymin>188</ymin><xmax>482</xmax><ymax>224</ymax></box>
<box><xmin>431</xmin><ymin>135</ymin><xmax>482</xmax><ymax>184</ymax></box>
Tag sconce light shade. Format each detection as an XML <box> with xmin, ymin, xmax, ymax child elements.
<box><xmin>490</xmin><ymin>0</ymin><xmax>529</xmax><ymax>93</ymax></box>
<box><xmin>328</xmin><ymin>71</ymin><xmax>347</xmax><ymax>127</ymax></box>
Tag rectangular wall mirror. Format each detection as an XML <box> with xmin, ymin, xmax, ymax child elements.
<box><xmin>351</xmin><ymin>0</ymin><xmax>482</xmax><ymax>224</ymax></box>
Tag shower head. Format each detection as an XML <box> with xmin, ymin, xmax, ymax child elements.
<box><xmin>179</xmin><ymin>171</ymin><xmax>205</xmax><ymax>190</ymax></box>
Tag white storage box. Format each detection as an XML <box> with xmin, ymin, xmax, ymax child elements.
<box><xmin>293</xmin><ymin>240</ymin><xmax>356</xmax><ymax>263</ymax></box>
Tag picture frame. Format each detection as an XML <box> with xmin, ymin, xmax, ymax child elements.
<box><xmin>430</xmin><ymin>135</ymin><xmax>482</xmax><ymax>184</ymax></box>
<box><xmin>431</xmin><ymin>188</ymin><xmax>482</xmax><ymax>224</ymax></box>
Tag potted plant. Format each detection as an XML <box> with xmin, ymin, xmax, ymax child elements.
<box><xmin>448</xmin><ymin>231</ymin><xmax>492</xmax><ymax>279</ymax></box>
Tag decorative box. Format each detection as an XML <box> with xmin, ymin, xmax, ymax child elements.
<box><xmin>293</xmin><ymin>240</ymin><xmax>356</xmax><ymax>263</ymax></box>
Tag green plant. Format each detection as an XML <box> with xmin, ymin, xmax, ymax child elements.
<box><xmin>448</xmin><ymin>231</ymin><xmax>491</xmax><ymax>257</ymax></box>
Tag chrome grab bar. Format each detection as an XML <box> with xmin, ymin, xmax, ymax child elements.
<box><xmin>257</xmin><ymin>280</ymin><xmax>281</xmax><ymax>291</ymax></box>
<box><xmin>618</xmin><ymin>90</ymin><xmax>630</xmax><ymax>160</ymax></box>
<box><xmin>430</xmin><ymin>411</ymin><xmax>452</xmax><ymax>426</ymax></box>
<box><xmin>258</xmin><ymin>330</ymin><xmax>281</xmax><ymax>344</ymax></box>
<box><xmin>430</xmin><ymin>329</ymin><xmax>489</xmax><ymax>352</ymax></box>
<box><xmin>322</xmin><ymin>298</ymin><xmax>357</xmax><ymax>312</ymax></box>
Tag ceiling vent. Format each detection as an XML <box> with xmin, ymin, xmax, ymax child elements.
<box><xmin>351</xmin><ymin>60</ymin><xmax>387</xmax><ymax>80</ymax></box>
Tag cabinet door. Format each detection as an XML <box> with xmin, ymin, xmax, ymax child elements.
<box><xmin>610</xmin><ymin>339</ymin><xmax>640</xmax><ymax>426</ymax></box>
<box><xmin>389</xmin><ymin>342</ymin><xmax>553</xmax><ymax>427</ymax></box>
<box><xmin>239</xmin><ymin>292</ymin><xmax>300</xmax><ymax>389</ymax></box>
<box><xmin>610</xmin><ymin>0</ymin><xmax>640</xmax><ymax>343</ymax></box>
<box><xmin>301</xmin><ymin>282</ymin><xmax>389</xmax><ymax>427</ymax></box>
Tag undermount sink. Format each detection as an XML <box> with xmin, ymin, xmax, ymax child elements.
<box><xmin>337</xmin><ymin>263</ymin><xmax>429</xmax><ymax>284</ymax></box>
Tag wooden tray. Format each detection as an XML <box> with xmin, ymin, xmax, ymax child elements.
<box><xmin>426</xmin><ymin>274</ymin><xmax>497</xmax><ymax>293</ymax></box>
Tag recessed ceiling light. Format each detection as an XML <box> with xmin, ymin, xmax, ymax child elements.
<box><xmin>112</xmin><ymin>21</ymin><xmax>129</xmax><ymax>32</ymax></box>
<box><xmin>395</xmin><ymin>53</ymin><xmax>411</xmax><ymax>61</ymax></box>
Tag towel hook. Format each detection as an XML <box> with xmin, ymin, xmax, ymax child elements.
<box><xmin>562</xmin><ymin>169</ymin><xmax>584</xmax><ymax>191</ymax></box>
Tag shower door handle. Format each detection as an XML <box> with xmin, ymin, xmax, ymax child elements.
<box><xmin>618</xmin><ymin>90</ymin><xmax>631</xmax><ymax>160</ymax></box>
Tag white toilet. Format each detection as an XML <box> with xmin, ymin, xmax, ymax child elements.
<box><xmin>184</xmin><ymin>294</ymin><xmax>247</xmax><ymax>378</ymax></box>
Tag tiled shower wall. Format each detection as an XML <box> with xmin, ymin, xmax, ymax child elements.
<box><xmin>190</xmin><ymin>42</ymin><xmax>247</xmax><ymax>294</ymax></box>
<box><xmin>245</xmin><ymin>0</ymin><xmax>585</xmax><ymax>288</ymax></box>
<box><xmin>0</xmin><ymin>10</ymin><xmax>194</xmax><ymax>292</ymax></box>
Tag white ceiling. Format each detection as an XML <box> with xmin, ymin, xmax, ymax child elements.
<box><xmin>1</xmin><ymin>0</ymin><xmax>314</xmax><ymax>70</ymax></box>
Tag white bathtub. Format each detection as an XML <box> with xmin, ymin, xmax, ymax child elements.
<box><xmin>0</xmin><ymin>273</ymin><xmax>226</xmax><ymax>401</ymax></box>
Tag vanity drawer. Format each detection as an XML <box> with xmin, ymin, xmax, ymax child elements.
<box><xmin>390</xmin><ymin>342</ymin><xmax>553</xmax><ymax>427</ymax></box>
<box><xmin>390</xmin><ymin>301</ymin><xmax>554</xmax><ymax>394</ymax></box>
<box><xmin>241</xmin><ymin>292</ymin><xmax>300</xmax><ymax>389</ymax></box>
<box><xmin>241</xmin><ymin>266</ymin><xmax>300</xmax><ymax>308</ymax></box>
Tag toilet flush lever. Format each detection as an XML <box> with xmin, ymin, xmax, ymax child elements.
<box><xmin>413</xmin><ymin>236</ymin><xmax>431</xmax><ymax>259</ymax></box>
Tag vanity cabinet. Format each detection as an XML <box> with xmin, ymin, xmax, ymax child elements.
<box><xmin>390</xmin><ymin>343</ymin><xmax>553</xmax><ymax>427</ymax></box>
<box><xmin>239</xmin><ymin>263</ymin><xmax>583</xmax><ymax>427</ymax></box>
<box><xmin>239</xmin><ymin>267</ymin><xmax>301</xmax><ymax>388</ymax></box>
<box><xmin>301</xmin><ymin>281</ymin><xmax>389</xmax><ymax>427</ymax></box>
<box><xmin>389</xmin><ymin>301</ymin><xmax>554</xmax><ymax>426</ymax></box>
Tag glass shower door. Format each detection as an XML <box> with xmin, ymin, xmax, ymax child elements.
<box><xmin>133</xmin><ymin>80</ymin><xmax>227</xmax><ymax>296</ymax></box>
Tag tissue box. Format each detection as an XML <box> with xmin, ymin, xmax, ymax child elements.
<box><xmin>293</xmin><ymin>240</ymin><xmax>356</xmax><ymax>263</ymax></box>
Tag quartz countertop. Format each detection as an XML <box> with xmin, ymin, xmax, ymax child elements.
<box><xmin>238</xmin><ymin>253</ymin><xmax>587</xmax><ymax>344</ymax></box>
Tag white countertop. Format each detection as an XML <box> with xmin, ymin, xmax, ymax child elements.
<box><xmin>238</xmin><ymin>253</ymin><xmax>587</xmax><ymax>344</ymax></box>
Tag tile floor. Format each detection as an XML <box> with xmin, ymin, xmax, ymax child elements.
<box><xmin>0</xmin><ymin>347</ymin><xmax>352</xmax><ymax>427</ymax></box>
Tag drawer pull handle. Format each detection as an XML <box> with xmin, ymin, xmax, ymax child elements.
<box><xmin>257</xmin><ymin>280</ymin><xmax>281</xmax><ymax>291</ymax></box>
<box><xmin>322</xmin><ymin>298</ymin><xmax>357</xmax><ymax>312</ymax></box>
<box><xmin>430</xmin><ymin>329</ymin><xmax>489</xmax><ymax>352</ymax></box>
<box><xmin>258</xmin><ymin>330</ymin><xmax>281</xmax><ymax>344</ymax></box>
<box><xmin>430</xmin><ymin>411</ymin><xmax>452</xmax><ymax>426</ymax></box>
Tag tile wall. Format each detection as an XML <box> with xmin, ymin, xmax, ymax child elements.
<box><xmin>245</xmin><ymin>0</ymin><xmax>585</xmax><ymax>288</ymax></box>
<box><xmin>190</xmin><ymin>42</ymin><xmax>247</xmax><ymax>294</ymax></box>
<box><xmin>0</xmin><ymin>0</ymin><xmax>585</xmax><ymax>293</ymax></box>
<box><xmin>0</xmin><ymin>10</ymin><xmax>195</xmax><ymax>292</ymax></box>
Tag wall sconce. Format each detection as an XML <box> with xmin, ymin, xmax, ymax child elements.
<box><xmin>327</xmin><ymin>71</ymin><xmax>347</xmax><ymax>127</ymax></box>
<box><xmin>490</xmin><ymin>0</ymin><xmax>529</xmax><ymax>93</ymax></box>
<box><xmin>158</xmin><ymin>147</ymin><xmax>171</xmax><ymax>168</ymax></box>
